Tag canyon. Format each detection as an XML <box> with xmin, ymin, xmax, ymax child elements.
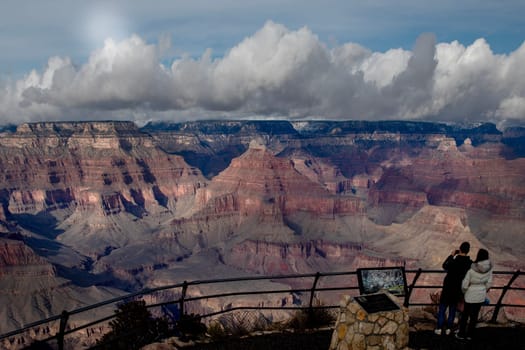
<box><xmin>1</xmin><ymin>120</ymin><xmax>524</xmax><ymax>335</ymax></box>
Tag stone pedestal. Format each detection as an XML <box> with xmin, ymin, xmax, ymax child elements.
<box><xmin>329</xmin><ymin>292</ymin><xmax>409</xmax><ymax>350</ymax></box>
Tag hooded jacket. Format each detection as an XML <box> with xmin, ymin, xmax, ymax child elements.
<box><xmin>462</xmin><ymin>259</ymin><xmax>493</xmax><ymax>303</ymax></box>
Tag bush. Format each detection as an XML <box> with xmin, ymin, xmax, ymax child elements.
<box><xmin>206</xmin><ymin>320</ymin><xmax>228</xmax><ymax>340</ymax></box>
<box><xmin>217</xmin><ymin>311</ymin><xmax>270</xmax><ymax>337</ymax></box>
<box><xmin>286</xmin><ymin>301</ymin><xmax>336</xmax><ymax>331</ymax></box>
<box><xmin>176</xmin><ymin>313</ymin><xmax>207</xmax><ymax>340</ymax></box>
<box><xmin>427</xmin><ymin>291</ymin><xmax>441</xmax><ymax>316</ymax></box>
<box><xmin>96</xmin><ymin>300</ymin><xmax>170</xmax><ymax>350</ymax></box>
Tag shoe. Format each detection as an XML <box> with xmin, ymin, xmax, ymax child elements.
<box><xmin>455</xmin><ymin>333</ymin><xmax>465</xmax><ymax>340</ymax></box>
<box><xmin>445</xmin><ymin>329</ymin><xmax>451</xmax><ymax>335</ymax></box>
<box><xmin>434</xmin><ymin>329</ymin><xmax>442</xmax><ymax>335</ymax></box>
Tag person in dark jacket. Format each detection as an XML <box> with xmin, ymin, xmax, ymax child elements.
<box><xmin>456</xmin><ymin>248</ymin><xmax>493</xmax><ymax>340</ymax></box>
<box><xmin>434</xmin><ymin>242</ymin><xmax>472</xmax><ymax>335</ymax></box>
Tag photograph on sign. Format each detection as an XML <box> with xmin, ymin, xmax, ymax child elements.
<box><xmin>357</xmin><ymin>266</ymin><xmax>407</xmax><ymax>296</ymax></box>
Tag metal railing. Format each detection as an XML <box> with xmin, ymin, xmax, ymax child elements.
<box><xmin>1</xmin><ymin>268</ymin><xmax>523</xmax><ymax>349</ymax></box>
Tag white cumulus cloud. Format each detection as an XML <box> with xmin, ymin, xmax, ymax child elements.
<box><xmin>1</xmin><ymin>20</ymin><xmax>525</xmax><ymax>126</ymax></box>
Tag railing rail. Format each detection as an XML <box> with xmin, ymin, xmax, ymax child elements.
<box><xmin>1</xmin><ymin>269</ymin><xmax>524</xmax><ymax>349</ymax></box>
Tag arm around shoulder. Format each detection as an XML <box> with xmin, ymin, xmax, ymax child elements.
<box><xmin>462</xmin><ymin>270</ymin><xmax>471</xmax><ymax>293</ymax></box>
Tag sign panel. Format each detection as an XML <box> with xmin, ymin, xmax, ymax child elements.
<box><xmin>357</xmin><ymin>266</ymin><xmax>407</xmax><ymax>296</ymax></box>
<box><xmin>354</xmin><ymin>293</ymin><xmax>401</xmax><ymax>314</ymax></box>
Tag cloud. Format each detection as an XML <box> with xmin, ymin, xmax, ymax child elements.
<box><xmin>1</xmin><ymin>21</ymin><xmax>525</xmax><ymax>126</ymax></box>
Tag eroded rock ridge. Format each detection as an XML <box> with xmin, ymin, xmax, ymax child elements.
<box><xmin>1</xmin><ymin>120</ymin><xmax>524</xmax><ymax>334</ymax></box>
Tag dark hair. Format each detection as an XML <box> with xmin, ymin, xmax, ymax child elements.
<box><xmin>459</xmin><ymin>242</ymin><xmax>470</xmax><ymax>254</ymax></box>
<box><xmin>475</xmin><ymin>248</ymin><xmax>489</xmax><ymax>263</ymax></box>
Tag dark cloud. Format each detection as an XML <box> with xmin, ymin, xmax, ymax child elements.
<box><xmin>1</xmin><ymin>22</ymin><xmax>525</xmax><ymax>127</ymax></box>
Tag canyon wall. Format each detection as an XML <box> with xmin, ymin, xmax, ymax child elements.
<box><xmin>1</xmin><ymin>120</ymin><xmax>524</xmax><ymax>335</ymax></box>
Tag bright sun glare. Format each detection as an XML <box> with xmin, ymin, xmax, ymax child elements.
<box><xmin>84</xmin><ymin>5</ymin><xmax>129</xmax><ymax>48</ymax></box>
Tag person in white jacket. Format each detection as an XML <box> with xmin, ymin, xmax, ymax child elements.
<box><xmin>456</xmin><ymin>248</ymin><xmax>492</xmax><ymax>340</ymax></box>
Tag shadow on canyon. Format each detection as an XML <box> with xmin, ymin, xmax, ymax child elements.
<box><xmin>10</xmin><ymin>212</ymin><xmax>64</xmax><ymax>239</ymax></box>
<box><xmin>55</xmin><ymin>264</ymin><xmax>135</xmax><ymax>290</ymax></box>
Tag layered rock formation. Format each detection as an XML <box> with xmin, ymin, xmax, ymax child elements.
<box><xmin>0</xmin><ymin>236</ymin><xmax>54</xmax><ymax>277</ymax></box>
<box><xmin>0</xmin><ymin>119</ymin><xmax>524</xmax><ymax>336</ymax></box>
<box><xmin>0</xmin><ymin>236</ymin><xmax>121</xmax><ymax>336</ymax></box>
<box><xmin>0</xmin><ymin>122</ymin><xmax>206</xmax><ymax>257</ymax></box>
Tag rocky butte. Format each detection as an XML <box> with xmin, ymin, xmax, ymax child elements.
<box><xmin>0</xmin><ymin>120</ymin><xmax>525</xmax><ymax>335</ymax></box>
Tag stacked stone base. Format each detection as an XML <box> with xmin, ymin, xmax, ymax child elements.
<box><xmin>330</xmin><ymin>293</ymin><xmax>409</xmax><ymax>350</ymax></box>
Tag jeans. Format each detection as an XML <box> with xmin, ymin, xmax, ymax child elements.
<box><xmin>458</xmin><ymin>302</ymin><xmax>482</xmax><ymax>337</ymax></box>
<box><xmin>437</xmin><ymin>303</ymin><xmax>457</xmax><ymax>329</ymax></box>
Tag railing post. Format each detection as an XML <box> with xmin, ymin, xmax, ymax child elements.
<box><xmin>57</xmin><ymin>310</ymin><xmax>69</xmax><ymax>350</ymax></box>
<box><xmin>491</xmin><ymin>270</ymin><xmax>521</xmax><ymax>323</ymax></box>
<box><xmin>404</xmin><ymin>268</ymin><xmax>422</xmax><ymax>307</ymax></box>
<box><xmin>308</xmin><ymin>272</ymin><xmax>321</xmax><ymax>315</ymax></box>
<box><xmin>179</xmin><ymin>281</ymin><xmax>188</xmax><ymax>317</ymax></box>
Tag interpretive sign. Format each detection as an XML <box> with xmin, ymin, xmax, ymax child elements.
<box><xmin>357</xmin><ymin>266</ymin><xmax>407</xmax><ymax>296</ymax></box>
<box><xmin>354</xmin><ymin>293</ymin><xmax>401</xmax><ymax>314</ymax></box>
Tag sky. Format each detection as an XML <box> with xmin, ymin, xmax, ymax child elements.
<box><xmin>1</xmin><ymin>0</ymin><xmax>525</xmax><ymax>127</ymax></box>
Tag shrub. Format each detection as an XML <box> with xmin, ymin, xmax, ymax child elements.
<box><xmin>206</xmin><ymin>320</ymin><xmax>228</xmax><ymax>340</ymax></box>
<box><xmin>217</xmin><ymin>311</ymin><xmax>270</xmax><ymax>337</ymax></box>
<box><xmin>176</xmin><ymin>313</ymin><xmax>207</xmax><ymax>340</ymax></box>
<box><xmin>96</xmin><ymin>300</ymin><xmax>170</xmax><ymax>350</ymax></box>
<box><xmin>286</xmin><ymin>300</ymin><xmax>336</xmax><ymax>331</ymax></box>
<box><xmin>426</xmin><ymin>291</ymin><xmax>441</xmax><ymax>316</ymax></box>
